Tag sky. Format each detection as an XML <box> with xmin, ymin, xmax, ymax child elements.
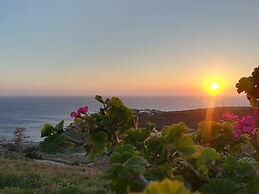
<box><xmin>1</xmin><ymin>0</ymin><xmax>259</xmax><ymax>96</ymax></box>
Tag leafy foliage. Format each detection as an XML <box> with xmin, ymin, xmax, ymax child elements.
<box><xmin>201</xmin><ymin>179</ymin><xmax>240</xmax><ymax>194</ymax></box>
<box><xmin>38</xmin><ymin>67</ymin><xmax>259</xmax><ymax>194</ymax></box>
<box><xmin>41</xmin><ymin>120</ymin><xmax>65</xmax><ymax>137</ymax></box>
<box><xmin>196</xmin><ymin>121</ymin><xmax>246</xmax><ymax>155</ymax></box>
<box><xmin>13</xmin><ymin>127</ymin><xmax>28</xmax><ymax>152</ymax></box>
<box><xmin>139</xmin><ymin>179</ymin><xmax>194</xmax><ymax>194</ymax></box>
<box><xmin>87</xmin><ymin>132</ymin><xmax>107</xmax><ymax>160</ymax></box>
<box><xmin>71</xmin><ymin>95</ymin><xmax>136</xmax><ymax>159</ymax></box>
<box><xmin>39</xmin><ymin>121</ymin><xmax>74</xmax><ymax>154</ymax></box>
<box><xmin>220</xmin><ymin>156</ymin><xmax>259</xmax><ymax>190</ymax></box>
<box><xmin>236</xmin><ymin>66</ymin><xmax>259</xmax><ymax>108</ymax></box>
<box><xmin>103</xmin><ymin>144</ymin><xmax>147</xmax><ymax>194</ymax></box>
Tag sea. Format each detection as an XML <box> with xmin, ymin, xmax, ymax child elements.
<box><xmin>0</xmin><ymin>96</ymin><xmax>249</xmax><ymax>141</ymax></box>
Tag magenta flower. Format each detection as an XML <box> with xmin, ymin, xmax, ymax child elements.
<box><xmin>240</xmin><ymin>116</ymin><xmax>256</xmax><ymax>133</ymax></box>
<box><xmin>70</xmin><ymin>111</ymin><xmax>80</xmax><ymax>119</ymax></box>
<box><xmin>233</xmin><ymin>115</ymin><xmax>256</xmax><ymax>139</ymax></box>
<box><xmin>222</xmin><ymin>113</ymin><xmax>238</xmax><ymax>121</ymax></box>
<box><xmin>77</xmin><ymin>106</ymin><xmax>88</xmax><ymax>114</ymax></box>
<box><xmin>70</xmin><ymin>106</ymin><xmax>88</xmax><ymax>120</ymax></box>
<box><xmin>233</xmin><ymin>128</ymin><xmax>241</xmax><ymax>139</ymax></box>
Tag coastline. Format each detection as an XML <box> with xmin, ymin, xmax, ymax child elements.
<box><xmin>0</xmin><ymin>106</ymin><xmax>257</xmax><ymax>173</ymax></box>
<box><xmin>0</xmin><ymin>106</ymin><xmax>256</xmax><ymax>143</ymax></box>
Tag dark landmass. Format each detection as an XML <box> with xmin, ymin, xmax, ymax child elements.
<box><xmin>138</xmin><ymin>106</ymin><xmax>258</xmax><ymax>129</ymax></box>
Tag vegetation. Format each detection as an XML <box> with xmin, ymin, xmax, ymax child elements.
<box><xmin>0</xmin><ymin>157</ymin><xmax>109</xmax><ymax>194</ymax></box>
<box><xmin>13</xmin><ymin>127</ymin><xmax>28</xmax><ymax>152</ymax></box>
<box><xmin>2</xmin><ymin>66</ymin><xmax>259</xmax><ymax>193</ymax></box>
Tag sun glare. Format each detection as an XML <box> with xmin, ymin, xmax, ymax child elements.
<box><xmin>207</xmin><ymin>81</ymin><xmax>221</xmax><ymax>95</ymax></box>
<box><xmin>210</xmin><ymin>82</ymin><xmax>220</xmax><ymax>91</ymax></box>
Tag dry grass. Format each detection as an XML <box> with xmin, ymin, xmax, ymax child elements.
<box><xmin>0</xmin><ymin>157</ymin><xmax>110</xmax><ymax>194</ymax></box>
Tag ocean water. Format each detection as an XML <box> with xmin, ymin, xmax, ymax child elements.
<box><xmin>0</xmin><ymin>96</ymin><xmax>249</xmax><ymax>141</ymax></box>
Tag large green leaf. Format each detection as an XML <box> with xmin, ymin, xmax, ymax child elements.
<box><xmin>103</xmin><ymin>144</ymin><xmax>147</xmax><ymax>194</ymax></box>
<box><xmin>55</xmin><ymin>120</ymin><xmax>64</xmax><ymax>132</ymax></box>
<box><xmin>107</xmin><ymin>97</ymin><xmax>134</xmax><ymax>124</ymax></box>
<box><xmin>125</xmin><ymin>155</ymin><xmax>147</xmax><ymax>174</ymax></box>
<box><xmin>39</xmin><ymin>133</ymin><xmax>68</xmax><ymax>154</ymax></box>
<box><xmin>142</xmin><ymin>179</ymin><xmax>192</xmax><ymax>194</ymax></box>
<box><xmin>173</xmin><ymin>134</ymin><xmax>197</xmax><ymax>158</ymax></box>
<box><xmin>201</xmin><ymin>179</ymin><xmax>240</xmax><ymax>194</ymax></box>
<box><xmin>112</xmin><ymin>143</ymin><xmax>135</xmax><ymax>155</ymax></box>
<box><xmin>161</xmin><ymin>123</ymin><xmax>188</xmax><ymax>141</ymax></box>
<box><xmin>125</xmin><ymin>128</ymin><xmax>151</xmax><ymax>143</ymax></box>
<box><xmin>197</xmin><ymin>148</ymin><xmax>220</xmax><ymax>166</ymax></box>
<box><xmin>41</xmin><ymin>124</ymin><xmax>56</xmax><ymax>137</ymax></box>
<box><xmin>87</xmin><ymin>132</ymin><xmax>107</xmax><ymax>160</ymax></box>
<box><xmin>95</xmin><ymin>95</ymin><xmax>104</xmax><ymax>104</ymax></box>
<box><xmin>221</xmin><ymin>156</ymin><xmax>259</xmax><ymax>184</ymax></box>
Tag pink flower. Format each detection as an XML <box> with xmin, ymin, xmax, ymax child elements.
<box><xmin>240</xmin><ymin>116</ymin><xmax>256</xmax><ymax>133</ymax></box>
<box><xmin>233</xmin><ymin>129</ymin><xmax>241</xmax><ymax>139</ymax></box>
<box><xmin>222</xmin><ymin>113</ymin><xmax>239</xmax><ymax>121</ymax></box>
<box><xmin>70</xmin><ymin>106</ymin><xmax>88</xmax><ymax>120</ymax></box>
<box><xmin>70</xmin><ymin>112</ymin><xmax>80</xmax><ymax>119</ymax></box>
<box><xmin>77</xmin><ymin>106</ymin><xmax>88</xmax><ymax>114</ymax></box>
<box><xmin>233</xmin><ymin>115</ymin><xmax>256</xmax><ymax>139</ymax></box>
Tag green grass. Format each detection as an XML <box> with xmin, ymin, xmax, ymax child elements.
<box><xmin>0</xmin><ymin>157</ymin><xmax>110</xmax><ymax>194</ymax></box>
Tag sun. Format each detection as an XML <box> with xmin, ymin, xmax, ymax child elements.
<box><xmin>210</xmin><ymin>82</ymin><xmax>220</xmax><ymax>91</ymax></box>
<box><xmin>202</xmin><ymin>76</ymin><xmax>226</xmax><ymax>96</ymax></box>
<box><xmin>208</xmin><ymin>81</ymin><xmax>221</xmax><ymax>95</ymax></box>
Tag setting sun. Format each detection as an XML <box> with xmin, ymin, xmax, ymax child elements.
<box><xmin>209</xmin><ymin>81</ymin><xmax>222</xmax><ymax>95</ymax></box>
<box><xmin>210</xmin><ymin>82</ymin><xmax>220</xmax><ymax>91</ymax></box>
<box><xmin>204</xmin><ymin>79</ymin><xmax>223</xmax><ymax>95</ymax></box>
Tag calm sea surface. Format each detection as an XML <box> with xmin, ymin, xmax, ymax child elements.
<box><xmin>0</xmin><ymin>96</ymin><xmax>249</xmax><ymax>141</ymax></box>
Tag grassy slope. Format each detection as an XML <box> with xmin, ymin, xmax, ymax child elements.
<box><xmin>0</xmin><ymin>157</ymin><xmax>110</xmax><ymax>194</ymax></box>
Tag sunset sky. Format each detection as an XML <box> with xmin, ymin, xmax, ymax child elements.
<box><xmin>1</xmin><ymin>1</ymin><xmax>259</xmax><ymax>96</ymax></box>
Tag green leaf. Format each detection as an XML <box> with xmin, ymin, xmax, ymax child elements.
<box><xmin>103</xmin><ymin>144</ymin><xmax>147</xmax><ymax>194</ymax></box>
<box><xmin>113</xmin><ymin>144</ymin><xmax>135</xmax><ymax>155</ymax></box>
<box><xmin>197</xmin><ymin>148</ymin><xmax>220</xmax><ymax>166</ymax></box>
<box><xmin>174</xmin><ymin>134</ymin><xmax>197</xmax><ymax>158</ymax></box>
<box><xmin>109</xmin><ymin>144</ymin><xmax>136</xmax><ymax>164</ymax></box>
<box><xmin>95</xmin><ymin>95</ymin><xmax>104</xmax><ymax>104</ymax></box>
<box><xmin>142</xmin><ymin>179</ymin><xmax>192</xmax><ymax>194</ymax></box>
<box><xmin>221</xmin><ymin>156</ymin><xmax>259</xmax><ymax>185</ymax></box>
<box><xmin>161</xmin><ymin>123</ymin><xmax>188</xmax><ymax>141</ymax></box>
<box><xmin>41</xmin><ymin>124</ymin><xmax>56</xmax><ymax>137</ymax></box>
<box><xmin>125</xmin><ymin>156</ymin><xmax>147</xmax><ymax>174</ymax></box>
<box><xmin>201</xmin><ymin>179</ymin><xmax>240</xmax><ymax>194</ymax></box>
<box><xmin>87</xmin><ymin>132</ymin><xmax>107</xmax><ymax>160</ymax></box>
<box><xmin>39</xmin><ymin>133</ymin><xmax>68</xmax><ymax>154</ymax></box>
<box><xmin>55</xmin><ymin>120</ymin><xmax>64</xmax><ymax>132</ymax></box>
<box><xmin>107</xmin><ymin>97</ymin><xmax>134</xmax><ymax>125</ymax></box>
<box><xmin>125</xmin><ymin>128</ymin><xmax>151</xmax><ymax>143</ymax></box>
<box><xmin>39</xmin><ymin>139</ymin><xmax>58</xmax><ymax>154</ymax></box>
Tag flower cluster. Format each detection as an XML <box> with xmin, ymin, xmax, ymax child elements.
<box><xmin>222</xmin><ymin>113</ymin><xmax>256</xmax><ymax>139</ymax></box>
<box><xmin>222</xmin><ymin>113</ymin><xmax>238</xmax><ymax>121</ymax></box>
<box><xmin>70</xmin><ymin>106</ymin><xmax>88</xmax><ymax>120</ymax></box>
